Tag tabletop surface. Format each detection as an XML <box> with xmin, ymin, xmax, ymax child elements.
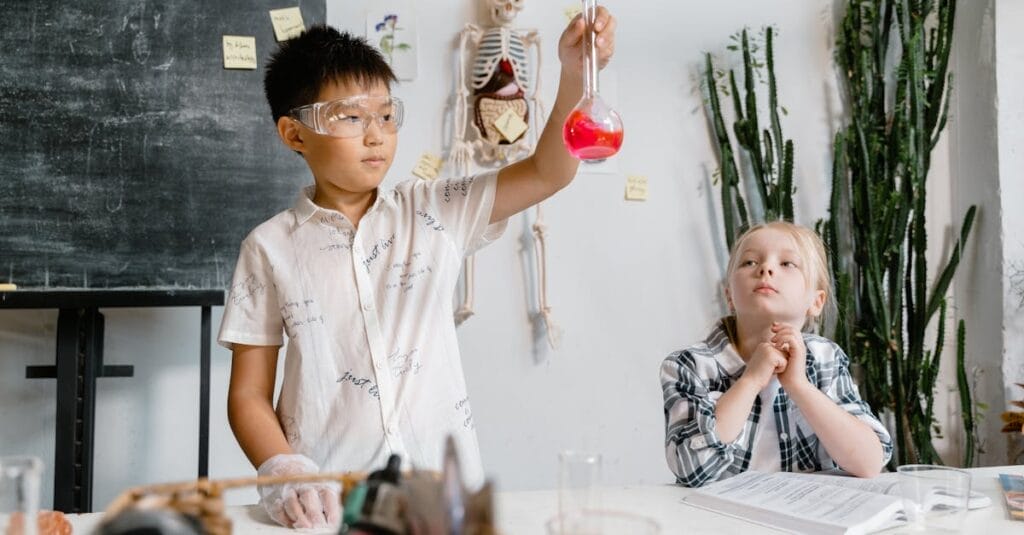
<box><xmin>44</xmin><ymin>465</ymin><xmax>1024</xmax><ymax>534</ymax></box>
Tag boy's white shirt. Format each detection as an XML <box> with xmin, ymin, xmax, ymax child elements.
<box><xmin>219</xmin><ymin>170</ymin><xmax>506</xmax><ymax>488</ymax></box>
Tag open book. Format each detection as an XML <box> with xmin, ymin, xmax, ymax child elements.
<box><xmin>682</xmin><ymin>470</ymin><xmax>991</xmax><ymax>535</ymax></box>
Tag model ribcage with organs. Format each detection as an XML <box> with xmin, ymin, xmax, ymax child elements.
<box><xmin>469</xmin><ymin>26</ymin><xmax>533</xmax><ymax>162</ymax></box>
<box><xmin>472</xmin><ymin>28</ymin><xmax>529</xmax><ymax>142</ymax></box>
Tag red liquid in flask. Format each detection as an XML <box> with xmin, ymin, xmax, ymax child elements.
<box><xmin>562</xmin><ymin>109</ymin><xmax>624</xmax><ymax>160</ymax></box>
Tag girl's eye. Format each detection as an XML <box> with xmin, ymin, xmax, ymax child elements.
<box><xmin>741</xmin><ymin>260</ymin><xmax>757</xmax><ymax>267</ymax></box>
<box><xmin>782</xmin><ymin>261</ymin><xmax>798</xmax><ymax>268</ymax></box>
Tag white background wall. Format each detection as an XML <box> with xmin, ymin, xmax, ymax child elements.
<box><xmin>330</xmin><ymin>0</ymin><xmax>841</xmax><ymax>494</ymax></box>
<box><xmin>0</xmin><ymin>0</ymin><xmax>1015</xmax><ymax>511</ymax></box>
<box><xmin>951</xmin><ymin>0</ymin><xmax>1002</xmax><ymax>468</ymax></box>
<box><xmin>995</xmin><ymin>1</ymin><xmax>1024</xmax><ymax>435</ymax></box>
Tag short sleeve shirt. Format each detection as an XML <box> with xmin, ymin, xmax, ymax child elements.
<box><xmin>218</xmin><ymin>171</ymin><xmax>506</xmax><ymax>487</ymax></box>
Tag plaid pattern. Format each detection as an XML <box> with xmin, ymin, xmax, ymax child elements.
<box><xmin>661</xmin><ymin>320</ymin><xmax>893</xmax><ymax>487</ymax></box>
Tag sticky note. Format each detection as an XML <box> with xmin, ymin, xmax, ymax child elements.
<box><xmin>0</xmin><ymin>283</ymin><xmax>17</xmax><ymax>291</ymax></box>
<box><xmin>269</xmin><ymin>7</ymin><xmax>305</xmax><ymax>41</ymax></box>
<box><xmin>493</xmin><ymin>108</ymin><xmax>528</xmax><ymax>143</ymax></box>
<box><xmin>564</xmin><ymin>6</ymin><xmax>582</xmax><ymax>22</ymax></box>
<box><xmin>413</xmin><ymin>153</ymin><xmax>443</xmax><ymax>180</ymax></box>
<box><xmin>625</xmin><ymin>175</ymin><xmax>648</xmax><ymax>201</ymax></box>
<box><xmin>223</xmin><ymin>36</ymin><xmax>257</xmax><ymax>70</ymax></box>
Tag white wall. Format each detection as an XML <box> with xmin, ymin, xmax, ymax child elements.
<box><xmin>994</xmin><ymin>0</ymin><xmax>1024</xmax><ymax>462</ymax></box>
<box><xmin>328</xmin><ymin>0</ymin><xmax>840</xmax><ymax>492</ymax></box>
<box><xmin>943</xmin><ymin>0</ymin><xmax>1024</xmax><ymax>467</ymax></box>
<box><xmin>4</xmin><ymin>0</ymin><xmax>1010</xmax><ymax>512</ymax></box>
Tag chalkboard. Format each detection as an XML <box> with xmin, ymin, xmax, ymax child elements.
<box><xmin>0</xmin><ymin>1</ymin><xmax>325</xmax><ymax>289</ymax></box>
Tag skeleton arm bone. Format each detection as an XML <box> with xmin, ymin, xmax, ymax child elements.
<box><xmin>447</xmin><ymin>24</ymin><xmax>483</xmax><ymax>178</ymax></box>
<box><xmin>451</xmin><ymin>24</ymin><xmax>483</xmax><ymax>326</ymax></box>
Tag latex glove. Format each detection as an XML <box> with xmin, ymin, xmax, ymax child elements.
<box><xmin>257</xmin><ymin>453</ymin><xmax>341</xmax><ymax>529</ymax></box>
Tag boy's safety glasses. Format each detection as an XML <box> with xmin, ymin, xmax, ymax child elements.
<box><xmin>289</xmin><ymin>95</ymin><xmax>404</xmax><ymax>138</ymax></box>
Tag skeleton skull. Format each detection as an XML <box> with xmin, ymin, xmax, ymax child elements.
<box><xmin>488</xmin><ymin>0</ymin><xmax>524</xmax><ymax>26</ymax></box>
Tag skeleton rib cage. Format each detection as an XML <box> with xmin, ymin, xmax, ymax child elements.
<box><xmin>471</xmin><ymin>27</ymin><xmax>531</xmax><ymax>91</ymax></box>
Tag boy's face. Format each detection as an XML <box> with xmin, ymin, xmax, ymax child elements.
<box><xmin>280</xmin><ymin>79</ymin><xmax>397</xmax><ymax>196</ymax></box>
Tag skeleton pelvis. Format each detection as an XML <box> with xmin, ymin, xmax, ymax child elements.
<box><xmin>473</xmin><ymin>93</ymin><xmax>528</xmax><ymax>145</ymax></box>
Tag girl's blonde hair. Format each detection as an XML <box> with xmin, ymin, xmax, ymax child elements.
<box><xmin>725</xmin><ymin>221</ymin><xmax>835</xmax><ymax>331</ymax></box>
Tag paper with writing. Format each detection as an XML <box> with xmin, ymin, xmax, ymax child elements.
<box><xmin>412</xmin><ymin>153</ymin><xmax>443</xmax><ymax>180</ymax></box>
<box><xmin>222</xmin><ymin>36</ymin><xmax>257</xmax><ymax>69</ymax></box>
<box><xmin>683</xmin><ymin>471</ymin><xmax>905</xmax><ymax>535</ymax></box>
<box><xmin>493</xmin><ymin>107</ymin><xmax>528</xmax><ymax>143</ymax></box>
<box><xmin>625</xmin><ymin>175</ymin><xmax>648</xmax><ymax>201</ymax></box>
<box><xmin>269</xmin><ymin>7</ymin><xmax>305</xmax><ymax>42</ymax></box>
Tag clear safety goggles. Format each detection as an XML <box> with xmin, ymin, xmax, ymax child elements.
<box><xmin>289</xmin><ymin>95</ymin><xmax>404</xmax><ymax>138</ymax></box>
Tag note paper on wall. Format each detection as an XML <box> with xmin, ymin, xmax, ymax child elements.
<box><xmin>493</xmin><ymin>108</ymin><xmax>528</xmax><ymax>143</ymax></box>
<box><xmin>223</xmin><ymin>36</ymin><xmax>257</xmax><ymax>69</ymax></box>
<box><xmin>413</xmin><ymin>153</ymin><xmax>443</xmax><ymax>180</ymax></box>
<box><xmin>625</xmin><ymin>175</ymin><xmax>648</xmax><ymax>201</ymax></box>
<box><xmin>269</xmin><ymin>7</ymin><xmax>305</xmax><ymax>41</ymax></box>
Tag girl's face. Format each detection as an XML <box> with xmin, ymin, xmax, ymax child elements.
<box><xmin>726</xmin><ymin>227</ymin><xmax>826</xmax><ymax>328</ymax></box>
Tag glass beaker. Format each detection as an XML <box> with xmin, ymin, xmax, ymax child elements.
<box><xmin>562</xmin><ymin>0</ymin><xmax>624</xmax><ymax>161</ymax></box>
<box><xmin>557</xmin><ymin>450</ymin><xmax>601</xmax><ymax>521</ymax></box>
<box><xmin>0</xmin><ymin>456</ymin><xmax>43</xmax><ymax>535</ymax></box>
<box><xmin>896</xmin><ymin>464</ymin><xmax>971</xmax><ymax>533</ymax></box>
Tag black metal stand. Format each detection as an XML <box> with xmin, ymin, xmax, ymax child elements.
<box><xmin>1</xmin><ymin>289</ymin><xmax>224</xmax><ymax>513</ymax></box>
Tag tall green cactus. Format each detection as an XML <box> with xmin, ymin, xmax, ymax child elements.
<box><xmin>704</xmin><ymin>27</ymin><xmax>795</xmax><ymax>250</ymax></box>
<box><xmin>825</xmin><ymin>0</ymin><xmax>977</xmax><ymax>466</ymax></box>
<box><xmin>705</xmin><ymin>2</ymin><xmax>979</xmax><ymax>467</ymax></box>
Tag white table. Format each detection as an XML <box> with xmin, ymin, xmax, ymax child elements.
<box><xmin>48</xmin><ymin>465</ymin><xmax>1024</xmax><ymax>533</ymax></box>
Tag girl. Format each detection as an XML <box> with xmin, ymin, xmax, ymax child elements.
<box><xmin>660</xmin><ymin>221</ymin><xmax>892</xmax><ymax>487</ymax></box>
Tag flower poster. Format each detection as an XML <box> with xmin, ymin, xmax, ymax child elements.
<box><xmin>366</xmin><ymin>9</ymin><xmax>417</xmax><ymax>81</ymax></box>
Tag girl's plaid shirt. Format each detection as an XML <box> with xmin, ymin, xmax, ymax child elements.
<box><xmin>660</xmin><ymin>321</ymin><xmax>893</xmax><ymax>487</ymax></box>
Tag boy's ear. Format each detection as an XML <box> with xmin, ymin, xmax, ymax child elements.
<box><xmin>277</xmin><ymin>116</ymin><xmax>305</xmax><ymax>153</ymax></box>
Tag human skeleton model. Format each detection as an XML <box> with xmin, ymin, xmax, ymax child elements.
<box><xmin>448</xmin><ymin>0</ymin><xmax>559</xmax><ymax>348</ymax></box>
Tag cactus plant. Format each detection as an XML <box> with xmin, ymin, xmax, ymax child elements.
<box><xmin>704</xmin><ymin>1</ymin><xmax>979</xmax><ymax>468</ymax></box>
<box><xmin>704</xmin><ymin>27</ymin><xmax>794</xmax><ymax>250</ymax></box>
<box><xmin>824</xmin><ymin>0</ymin><xmax>977</xmax><ymax>466</ymax></box>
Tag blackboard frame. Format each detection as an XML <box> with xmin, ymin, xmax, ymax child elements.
<box><xmin>0</xmin><ymin>1</ymin><xmax>326</xmax><ymax>290</ymax></box>
<box><xmin>2</xmin><ymin>288</ymin><xmax>225</xmax><ymax>513</ymax></box>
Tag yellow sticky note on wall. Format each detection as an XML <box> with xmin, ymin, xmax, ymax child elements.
<box><xmin>223</xmin><ymin>36</ymin><xmax>257</xmax><ymax>69</ymax></box>
<box><xmin>564</xmin><ymin>6</ymin><xmax>582</xmax><ymax>22</ymax></box>
<box><xmin>625</xmin><ymin>175</ymin><xmax>648</xmax><ymax>201</ymax></box>
<box><xmin>413</xmin><ymin>153</ymin><xmax>443</xmax><ymax>180</ymax></box>
<box><xmin>493</xmin><ymin>108</ymin><xmax>528</xmax><ymax>143</ymax></box>
<box><xmin>269</xmin><ymin>7</ymin><xmax>305</xmax><ymax>41</ymax></box>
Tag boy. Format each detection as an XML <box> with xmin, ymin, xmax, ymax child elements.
<box><xmin>218</xmin><ymin>9</ymin><xmax>617</xmax><ymax>530</ymax></box>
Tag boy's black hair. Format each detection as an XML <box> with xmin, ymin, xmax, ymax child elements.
<box><xmin>264</xmin><ymin>24</ymin><xmax>397</xmax><ymax>123</ymax></box>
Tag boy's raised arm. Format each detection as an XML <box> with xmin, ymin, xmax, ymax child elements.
<box><xmin>491</xmin><ymin>7</ymin><xmax>616</xmax><ymax>223</ymax></box>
